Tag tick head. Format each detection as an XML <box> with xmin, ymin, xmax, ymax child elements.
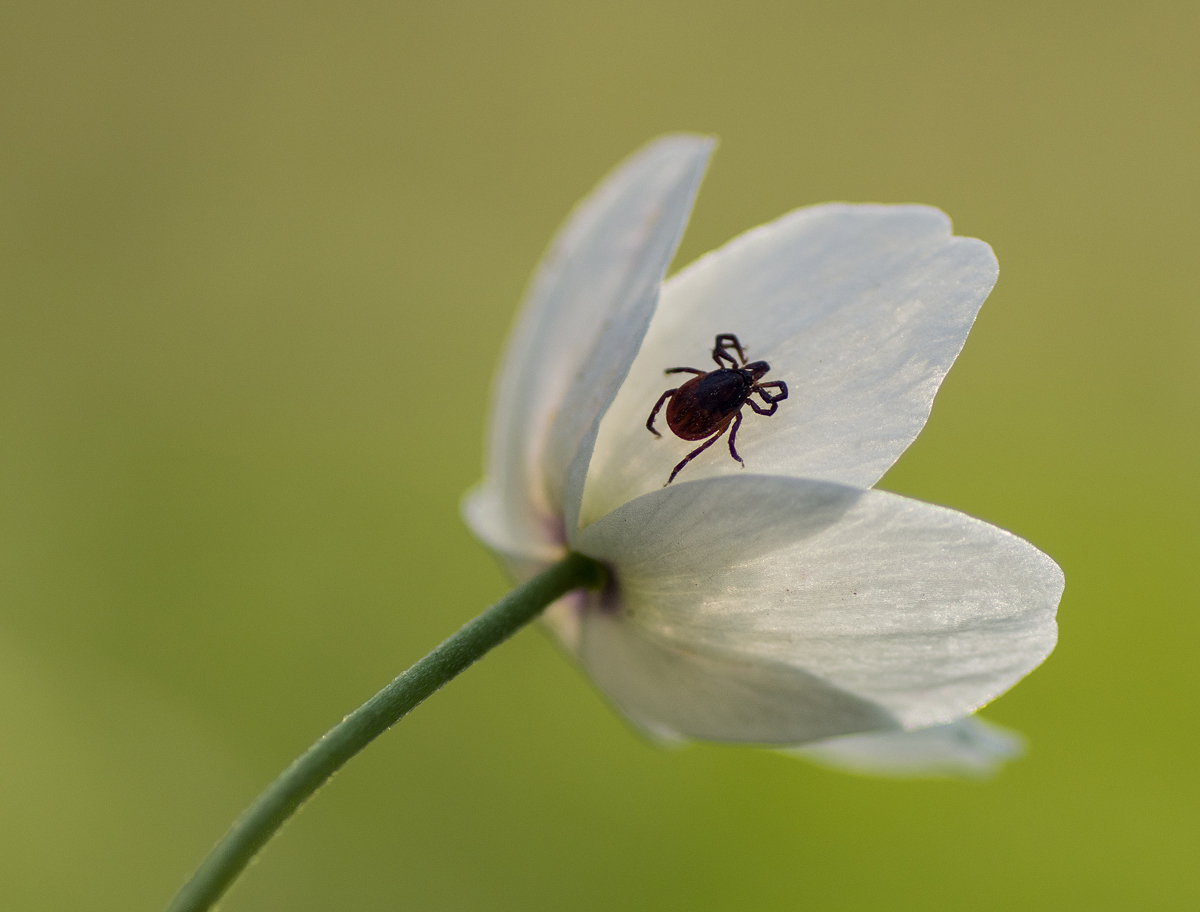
<box><xmin>744</xmin><ymin>360</ymin><xmax>770</xmax><ymax>381</ymax></box>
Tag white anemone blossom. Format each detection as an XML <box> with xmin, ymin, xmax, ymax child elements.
<box><xmin>464</xmin><ymin>135</ymin><xmax>1062</xmax><ymax>777</ymax></box>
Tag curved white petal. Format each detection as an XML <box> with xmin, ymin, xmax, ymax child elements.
<box><xmin>461</xmin><ymin>481</ymin><xmax>565</xmax><ymax>568</ymax></box>
<box><xmin>581</xmin><ymin>204</ymin><xmax>997</xmax><ymax>526</ymax></box>
<box><xmin>580</xmin><ymin>605</ymin><xmax>897</xmax><ymax>743</ymax></box>
<box><xmin>467</xmin><ymin>135</ymin><xmax>713</xmax><ymax>557</ymax></box>
<box><xmin>574</xmin><ymin>475</ymin><xmax>1062</xmax><ymax>730</ymax></box>
<box><xmin>790</xmin><ymin>716</ymin><xmax>1024</xmax><ymax>778</ymax></box>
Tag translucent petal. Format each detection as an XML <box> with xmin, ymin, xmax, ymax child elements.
<box><xmin>461</xmin><ymin>481</ymin><xmax>564</xmax><ymax>567</ymax></box>
<box><xmin>790</xmin><ymin>716</ymin><xmax>1025</xmax><ymax>778</ymax></box>
<box><xmin>468</xmin><ymin>135</ymin><xmax>713</xmax><ymax>555</ymax></box>
<box><xmin>574</xmin><ymin>475</ymin><xmax>1062</xmax><ymax>730</ymax></box>
<box><xmin>581</xmin><ymin>204</ymin><xmax>997</xmax><ymax>526</ymax></box>
<box><xmin>580</xmin><ymin>606</ymin><xmax>898</xmax><ymax>743</ymax></box>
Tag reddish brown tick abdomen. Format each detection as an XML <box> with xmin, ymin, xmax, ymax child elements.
<box><xmin>664</xmin><ymin>371</ymin><xmax>754</xmax><ymax>440</ymax></box>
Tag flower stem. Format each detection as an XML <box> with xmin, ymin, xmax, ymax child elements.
<box><xmin>165</xmin><ymin>551</ymin><xmax>605</xmax><ymax>912</ymax></box>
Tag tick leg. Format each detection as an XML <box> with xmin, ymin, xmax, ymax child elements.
<box><xmin>713</xmin><ymin>348</ymin><xmax>739</xmax><ymax>369</ymax></box>
<box><xmin>665</xmin><ymin>366</ymin><xmax>706</xmax><ymax>376</ymax></box>
<box><xmin>646</xmin><ymin>388</ymin><xmax>677</xmax><ymax>438</ymax></box>
<box><xmin>727</xmin><ymin>411</ymin><xmax>744</xmax><ymax>467</ymax></box>
<box><xmin>713</xmin><ymin>333</ymin><xmax>747</xmax><ymax>368</ymax></box>
<box><xmin>748</xmin><ymin>381</ymin><xmax>788</xmax><ymax>416</ymax></box>
<box><xmin>666</xmin><ymin>423</ymin><xmax>730</xmax><ymax>485</ymax></box>
<box><xmin>755</xmin><ymin>380</ymin><xmax>788</xmax><ymax>403</ymax></box>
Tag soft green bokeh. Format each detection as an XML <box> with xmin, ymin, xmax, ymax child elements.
<box><xmin>1</xmin><ymin>2</ymin><xmax>1196</xmax><ymax>909</ymax></box>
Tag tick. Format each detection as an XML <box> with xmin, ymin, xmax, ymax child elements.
<box><xmin>646</xmin><ymin>333</ymin><xmax>788</xmax><ymax>485</ymax></box>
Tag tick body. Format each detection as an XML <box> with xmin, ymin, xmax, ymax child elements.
<box><xmin>646</xmin><ymin>333</ymin><xmax>788</xmax><ymax>485</ymax></box>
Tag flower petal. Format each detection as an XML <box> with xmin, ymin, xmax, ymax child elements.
<box><xmin>461</xmin><ymin>480</ymin><xmax>563</xmax><ymax>566</ymax></box>
<box><xmin>465</xmin><ymin>135</ymin><xmax>713</xmax><ymax>558</ymax></box>
<box><xmin>580</xmin><ymin>605</ymin><xmax>898</xmax><ymax>743</ymax></box>
<box><xmin>574</xmin><ymin>475</ymin><xmax>1061</xmax><ymax>731</ymax></box>
<box><xmin>789</xmin><ymin>716</ymin><xmax>1025</xmax><ymax>778</ymax></box>
<box><xmin>581</xmin><ymin>204</ymin><xmax>997</xmax><ymax>525</ymax></box>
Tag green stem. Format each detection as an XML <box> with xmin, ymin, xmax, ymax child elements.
<box><xmin>165</xmin><ymin>552</ymin><xmax>605</xmax><ymax>912</ymax></box>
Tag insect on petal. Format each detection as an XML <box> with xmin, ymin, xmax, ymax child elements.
<box><xmin>465</xmin><ymin>138</ymin><xmax>1062</xmax><ymax>777</ymax></box>
<box><xmin>581</xmin><ymin>205</ymin><xmax>997</xmax><ymax>527</ymax></box>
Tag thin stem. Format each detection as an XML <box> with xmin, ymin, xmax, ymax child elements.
<box><xmin>165</xmin><ymin>552</ymin><xmax>605</xmax><ymax>912</ymax></box>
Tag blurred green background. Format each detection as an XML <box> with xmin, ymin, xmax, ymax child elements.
<box><xmin>1</xmin><ymin>1</ymin><xmax>1196</xmax><ymax>909</ymax></box>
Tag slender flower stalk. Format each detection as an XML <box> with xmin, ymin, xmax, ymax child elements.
<box><xmin>164</xmin><ymin>552</ymin><xmax>605</xmax><ymax>912</ymax></box>
<box><xmin>166</xmin><ymin>134</ymin><xmax>1064</xmax><ymax>911</ymax></box>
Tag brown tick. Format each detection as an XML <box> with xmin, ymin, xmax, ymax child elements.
<box><xmin>646</xmin><ymin>333</ymin><xmax>788</xmax><ymax>485</ymax></box>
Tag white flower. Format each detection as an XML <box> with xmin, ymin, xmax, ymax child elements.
<box><xmin>464</xmin><ymin>135</ymin><xmax>1063</xmax><ymax>777</ymax></box>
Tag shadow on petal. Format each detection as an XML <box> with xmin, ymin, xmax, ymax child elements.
<box><xmin>580</xmin><ymin>611</ymin><xmax>898</xmax><ymax>745</ymax></box>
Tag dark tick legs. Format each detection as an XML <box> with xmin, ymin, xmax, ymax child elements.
<box><xmin>713</xmin><ymin>349</ymin><xmax>739</xmax><ymax>369</ymax></box>
<box><xmin>727</xmin><ymin>411</ymin><xmax>744</xmax><ymax>467</ymax></box>
<box><xmin>713</xmin><ymin>333</ymin><xmax>747</xmax><ymax>369</ymax></box>
<box><xmin>645</xmin><ymin>388</ymin><xmax>678</xmax><ymax>438</ymax></box>
<box><xmin>748</xmin><ymin>380</ymin><xmax>788</xmax><ymax>415</ymax></box>
<box><xmin>666</xmin><ymin>423</ymin><xmax>731</xmax><ymax>485</ymax></box>
<box><xmin>665</xmin><ymin>367</ymin><xmax>706</xmax><ymax>376</ymax></box>
<box><xmin>755</xmin><ymin>380</ymin><xmax>788</xmax><ymax>402</ymax></box>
